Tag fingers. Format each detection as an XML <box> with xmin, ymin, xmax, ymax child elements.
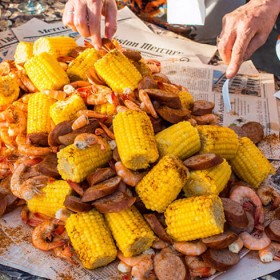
<box><xmin>62</xmin><ymin>1</ymin><xmax>77</xmax><ymax>31</ymax></box>
<box><xmin>87</xmin><ymin>0</ymin><xmax>103</xmax><ymax>49</ymax></box>
<box><xmin>102</xmin><ymin>0</ymin><xmax>118</xmax><ymax>39</ymax></box>
<box><xmin>73</xmin><ymin>1</ymin><xmax>91</xmax><ymax>38</ymax></box>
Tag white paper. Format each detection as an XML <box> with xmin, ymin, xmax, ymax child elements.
<box><xmin>0</xmin><ymin>29</ymin><xmax>18</xmax><ymax>62</ymax></box>
<box><xmin>167</xmin><ymin>0</ymin><xmax>206</xmax><ymax>25</ymax></box>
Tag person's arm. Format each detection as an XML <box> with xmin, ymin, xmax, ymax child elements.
<box><xmin>217</xmin><ymin>0</ymin><xmax>280</xmax><ymax>78</ymax></box>
<box><xmin>62</xmin><ymin>0</ymin><xmax>117</xmax><ymax>49</ymax></box>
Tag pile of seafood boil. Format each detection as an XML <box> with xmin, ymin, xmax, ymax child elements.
<box><xmin>0</xmin><ymin>36</ymin><xmax>279</xmax><ymax>280</ymax></box>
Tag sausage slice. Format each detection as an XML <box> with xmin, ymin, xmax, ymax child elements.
<box><xmin>183</xmin><ymin>153</ymin><xmax>223</xmax><ymax>170</ymax></box>
<box><xmin>64</xmin><ymin>195</ymin><xmax>92</xmax><ymax>212</ymax></box>
<box><xmin>156</xmin><ymin>106</ymin><xmax>191</xmax><ymax>124</ymax></box>
<box><xmin>82</xmin><ymin>176</ymin><xmax>121</xmax><ymax>202</ymax></box>
<box><xmin>241</xmin><ymin>121</ymin><xmax>264</xmax><ymax>144</ymax></box>
<box><xmin>192</xmin><ymin>100</ymin><xmax>215</xmax><ymax>116</ymax></box>
<box><xmin>265</xmin><ymin>219</ymin><xmax>280</xmax><ymax>242</ymax></box>
<box><xmin>221</xmin><ymin>198</ymin><xmax>249</xmax><ymax>228</ymax></box>
<box><xmin>202</xmin><ymin>248</ymin><xmax>240</xmax><ymax>271</ymax></box>
<box><xmin>48</xmin><ymin>120</ymin><xmax>74</xmax><ymax>146</ymax></box>
<box><xmin>201</xmin><ymin>231</ymin><xmax>238</xmax><ymax>249</ymax></box>
<box><xmin>35</xmin><ymin>153</ymin><xmax>60</xmax><ymax>178</ymax></box>
<box><xmin>92</xmin><ymin>190</ymin><xmax>136</xmax><ymax>213</ymax></box>
<box><xmin>154</xmin><ymin>248</ymin><xmax>188</xmax><ymax>280</ymax></box>
<box><xmin>86</xmin><ymin>168</ymin><xmax>116</xmax><ymax>187</ymax></box>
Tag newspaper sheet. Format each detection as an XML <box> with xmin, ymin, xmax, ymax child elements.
<box><xmin>0</xmin><ymin>29</ymin><xmax>18</xmax><ymax>62</ymax></box>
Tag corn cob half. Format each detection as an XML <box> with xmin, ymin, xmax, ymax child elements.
<box><xmin>165</xmin><ymin>194</ymin><xmax>225</xmax><ymax>241</ymax></box>
<box><xmin>136</xmin><ymin>155</ymin><xmax>189</xmax><ymax>212</ymax></box>
<box><xmin>230</xmin><ymin>137</ymin><xmax>275</xmax><ymax>188</ymax></box>
<box><xmin>198</xmin><ymin>125</ymin><xmax>239</xmax><ymax>160</ymax></box>
<box><xmin>67</xmin><ymin>48</ymin><xmax>101</xmax><ymax>81</ymax></box>
<box><xmin>113</xmin><ymin>109</ymin><xmax>159</xmax><ymax>170</ymax></box>
<box><xmin>66</xmin><ymin>210</ymin><xmax>117</xmax><ymax>269</ymax></box>
<box><xmin>0</xmin><ymin>75</ymin><xmax>20</xmax><ymax>106</ymax></box>
<box><xmin>183</xmin><ymin>159</ymin><xmax>231</xmax><ymax>197</ymax></box>
<box><xmin>105</xmin><ymin>206</ymin><xmax>155</xmax><ymax>257</ymax></box>
<box><xmin>57</xmin><ymin>143</ymin><xmax>112</xmax><ymax>183</ymax></box>
<box><xmin>14</xmin><ymin>41</ymin><xmax>34</xmax><ymax>65</ymax></box>
<box><xmin>178</xmin><ymin>89</ymin><xmax>194</xmax><ymax>110</ymax></box>
<box><xmin>24</xmin><ymin>52</ymin><xmax>70</xmax><ymax>91</ymax></box>
<box><xmin>33</xmin><ymin>37</ymin><xmax>78</xmax><ymax>58</ymax></box>
<box><xmin>27</xmin><ymin>92</ymin><xmax>55</xmax><ymax>135</ymax></box>
<box><xmin>94</xmin><ymin>49</ymin><xmax>142</xmax><ymax>94</ymax></box>
<box><xmin>155</xmin><ymin>121</ymin><xmax>201</xmax><ymax>160</ymax></box>
<box><xmin>50</xmin><ymin>94</ymin><xmax>86</xmax><ymax>125</ymax></box>
<box><xmin>94</xmin><ymin>102</ymin><xmax>116</xmax><ymax>115</ymax></box>
<box><xmin>27</xmin><ymin>180</ymin><xmax>72</xmax><ymax>217</ymax></box>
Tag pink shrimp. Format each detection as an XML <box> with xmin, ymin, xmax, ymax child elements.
<box><xmin>239</xmin><ymin>230</ymin><xmax>271</xmax><ymax>250</ymax></box>
<box><xmin>42</xmin><ymin>89</ymin><xmax>67</xmax><ymax>101</ymax></box>
<box><xmin>131</xmin><ymin>254</ymin><xmax>155</xmax><ymax>280</ymax></box>
<box><xmin>124</xmin><ymin>99</ymin><xmax>142</xmax><ymax>112</ymax></box>
<box><xmin>257</xmin><ymin>186</ymin><xmax>280</xmax><ymax>210</ymax></box>
<box><xmin>74</xmin><ymin>133</ymin><xmax>107</xmax><ymax>150</ymax></box>
<box><xmin>71</xmin><ymin>114</ymin><xmax>89</xmax><ymax>130</ymax></box>
<box><xmin>145</xmin><ymin>59</ymin><xmax>161</xmax><ymax>74</ymax></box>
<box><xmin>77</xmin><ymin>109</ymin><xmax>107</xmax><ymax>119</ymax></box>
<box><xmin>230</xmin><ymin>185</ymin><xmax>265</xmax><ymax>225</ymax></box>
<box><xmin>32</xmin><ymin>220</ymin><xmax>65</xmax><ymax>251</ymax></box>
<box><xmin>185</xmin><ymin>255</ymin><xmax>216</xmax><ymax>278</ymax></box>
<box><xmin>53</xmin><ymin>245</ymin><xmax>77</xmax><ymax>265</ymax></box>
<box><xmin>138</xmin><ymin>89</ymin><xmax>158</xmax><ymax>118</ymax></box>
<box><xmin>115</xmin><ymin>161</ymin><xmax>146</xmax><ymax>187</ymax></box>
<box><xmin>173</xmin><ymin>240</ymin><xmax>207</xmax><ymax>256</ymax></box>
<box><xmin>151</xmin><ymin>238</ymin><xmax>170</xmax><ymax>250</ymax></box>
<box><xmin>69</xmin><ymin>81</ymin><xmax>92</xmax><ymax>88</ymax></box>
<box><xmin>116</xmin><ymin>105</ymin><xmax>129</xmax><ymax>113</ymax></box>
<box><xmin>86</xmin><ymin>85</ymin><xmax>112</xmax><ymax>105</ymax></box>
<box><xmin>228</xmin><ymin>236</ymin><xmax>244</xmax><ymax>253</ymax></box>
<box><xmin>98</xmin><ymin>122</ymin><xmax>115</xmax><ymax>140</ymax></box>
<box><xmin>259</xmin><ymin>241</ymin><xmax>280</xmax><ymax>263</ymax></box>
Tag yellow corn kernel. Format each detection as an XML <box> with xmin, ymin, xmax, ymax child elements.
<box><xmin>67</xmin><ymin>48</ymin><xmax>101</xmax><ymax>81</ymax></box>
<box><xmin>136</xmin><ymin>155</ymin><xmax>189</xmax><ymax>213</ymax></box>
<box><xmin>105</xmin><ymin>206</ymin><xmax>155</xmax><ymax>257</ymax></box>
<box><xmin>0</xmin><ymin>75</ymin><xmax>20</xmax><ymax>106</ymax></box>
<box><xmin>24</xmin><ymin>52</ymin><xmax>70</xmax><ymax>91</ymax></box>
<box><xmin>57</xmin><ymin>142</ymin><xmax>112</xmax><ymax>183</ymax></box>
<box><xmin>27</xmin><ymin>92</ymin><xmax>55</xmax><ymax>134</ymax></box>
<box><xmin>156</xmin><ymin>121</ymin><xmax>201</xmax><ymax>160</ymax></box>
<box><xmin>27</xmin><ymin>180</ymin><xmax>72</xmax><ymax>217</ymax></box>
<box><xmin>66</xmin><ymin>210</ymin><xmax>117</xmax><ymax>269</ymax></box>
<box><xmin>198</xmin><ymin>125</ymin><xmax>239</xmax><ymax>160</ymax></box>
<box><xmin>178</xmin><ymin>89</ymin><xmax>194</xmax><ymax>110</ymax></box>
<box><xmin>165</xmin><ymin>194</ymin><xmax>225</xmax><ymax>241</ymax></box>
<box><xmin>113</xmin><ymin>109</ymin><xmax>159</xmax><ymax>170</ymax></box>
<box><xmin>230</xmin><ymin>137</ymin><xmax>275</xmax><ymax>188</ymax></box>
<box><xmin>33</xmin><ymin>37</ymin><xmax>78</xmax><ymax>58</ymax></box>
<box><xmin>94</xmin><ymin>102</ymin><xmax>116</xmax><ymax>115</ymax></box>
<box><xmin>50</xmin><ymin>94</ymin><xmax>86</xmax><ymax>125</ymax></box>
<box><xmin>94</xmin><ymin>49</ymin><xmax>142</xmax><ymax>94</ymax></box>
<box><xmin>14</xmin><ymin>41</ymin><xmax>34</xmax><ymax>65</ymax></box>
<box><xmin>183</xmin><ymin>159</ymin><xmax>231</xmax><ymax>197</ymax></box>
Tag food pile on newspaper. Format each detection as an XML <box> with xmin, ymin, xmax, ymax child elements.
<box><xmin>0</xmin><ymin>6</ymin><xmax>280</xmax><ymax>280</ymax></box>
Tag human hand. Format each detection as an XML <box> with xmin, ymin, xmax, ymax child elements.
<box><xmin>217</xmin><ymin>0</ymin><xmax>280</xmax><ymax>78</ymax></box>
<box><xmin>63</xmin><ymin>0</ymin><xmax>117</xmax><ymax>49</ymax></box>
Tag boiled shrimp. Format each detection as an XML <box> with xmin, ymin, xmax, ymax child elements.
<box><xmin>228</xmin><ymin>236</ymin><xmax>244</xmax><ymax>253</ymax></box>
<box><xmin>69</xmin><ymin>81</ymin><xmax>92</xmax><ymax>88</ymax></box>
<box><xmin>21</xmin><ymin>205</ymin><xmax>50</xmax><ymax>227</ymax></box>
<box><xmin>98</xmin><ymin>122</ymin><xmax>115</xmax><ymax>140</ymax></box>
<box><xmin>86</xmin><ymin>67</ymin><xmax>106</xmax><ymax>85</ymax></box>
<box><xmin>117</xmin><ymin>249</ymin><xmax>155</xmax><ymax>267</ymax></box>
<box><xmin>230</xmin><ymin>185</ymin><xmax>265</xmax><ymax>225</ymax></box>
<box><xmin>185</xmin><ymin>255</ymin><xmax>216</xmax><ymax>278</ymax></box>
<box><xmin>115</xmin><ymin>161</ymin><xmax>146</xmax><ymax>187</ymax></box>
<box><xmin>116</xmin><ymin>105</ymin><xmax>129</xmax><ymax>113</ymax></box>
<box><xmin>124</xmin><ymin>99</ymin><xmax>141</xmax><ymax>112</ymax></box>
<box><xmin>86</xmin><ymin>85</ymin><xmax>112</xmax><ymax>105</ymax></box>
<box><xmin>32</xmin><ymin>220</ymin><xmax>65</xmax><ymax>251</ymax></box>
<box><xmin>145</xmin><ymin>59</ymin><xmax>161</xmax><ymax>74</ymax></box>
<box><xmin>71</xmin><ymin>114</ymin><xmax>89</xmax><ymax>130</ymax></box>
<box><xmin>257</xmin><ymin>186</ymin><xmax>280</xmax><ymax>210</ymax></box>
<box><xmin>53</xmin><ymin>245</ymin><xmax>76</xmax><ymax>265</ymax></box>
<box><xmin>131</xmin><ymin>254</ymin><xmax>155</xmax><ymax>280</ymax></box>
<box><xmin>74</xmin><ymin>133</ymin><xmax>107</xmax><ymax>150</ymax></box>
<box><xmin>239</xmin><ymin>230</ymin><xmax>271</xmax><ymax>250</ymax></box>
<box><xmin>10</xmin><ymin>163</ymin><xmax>28</xmax><ymax>199</ymax></box>
<box><xmin>151</xmin><ymin>238</ymin><xmax>170</xmax><ymax>250</ymax></box>
<box><xmin>173</xmin><ymin>240</ymin><xmax>207</xmax><ymax>256</ymax></box>
<box><xmin>77</xmin><ymin>109</ymin><xmax>107</xmax><ymax>119</ymax></box>
<box><xmin>18</xmin><ymin>72</ymin><xmax>38</xmax><ymax>92</ymax></box>
<box><xmin>42</xmin><ymin>89</ymin><xmax>67</xmax><ymax>101</ymax></box>
<box><xmin>259</xmin><ymin>241</ymin><xmax>280</xmax><ymax>263</ymax></box>
<box><xmin>138</xmin><ymin>90</ymin><xmax>158</xmax><ymax>118</ymax></box>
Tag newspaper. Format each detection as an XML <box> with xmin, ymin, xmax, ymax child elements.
<box><xmin>0</xmin><ymin>29</ymin><xmax>18</xmax><ymax>62</ymax></box>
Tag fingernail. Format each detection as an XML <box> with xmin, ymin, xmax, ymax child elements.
<box><xmin>226</xmin><ymin>68</ymin><xmax>235</xmax><ymax>79</ymax></box>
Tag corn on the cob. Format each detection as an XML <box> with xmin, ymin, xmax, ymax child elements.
<box><xmin>105</xmin><ymin>206</ymin><xmax>155</xmax><ymax>257</ymax></box>
<box><xmin>94</xmin><ymin>102</ymin><xmax>116</xmax><ymax>115</ymax></box>
<box><xmin>57</xmin><ymin>142</ymin><xmax>112</xmax><ymax>183</ymax></box>
<box><xmin>66</xmin><ymin>210</ymin><xmax>117</xmax><ymax>269</ymax></box>
<box><xmin>0</xmin><ymin>75</ymin><xmax>20</xmax><ymax>106</ymax></box>
<box><xmin>136</xmin><ymin>155</ymin><xmax>189</xmax><ymax>212</ymax></box>
<box><xmin>178</xmin><ymin>89</ymin><xmax>194</xmax><ymax>109</ymax></box>
<box><xmin>33</xmin><ymin>37</ymin><xmax>77</xmax><ymax>58</ymax></box>
<box><xmin>50</xmin><ymin>94</ymin><xmax>86</xmax><ymax>125</ymax></box>
<box><xmin>113</xmin><ymin>109</ymin><xmax>158</xmax><ymax>170</ymax></box>
<box><xmin>198</xmin><ymin>125</ymin><xmax>239</xmax><ymax>160</ymax></box>
<box><xmin>14</xmin><ymin>41</ymin><xmax>33</xmax><ymax>65</ymax></box>
<box><xmin>27</xmin><ymin>92</ymin><xmax>55</xmax><ymax>134</ymax></box>
<box><xmin>230</xmin><ymin>137</ymin><xmax>275</xmax><ymax>188</ymax></box>
<box><xmin>67</xmin><ymin>48</ymin><xmax>101</xmax><ymax>81</ymax></box>
<box><xmin>156</xmin><ymin>121</ymin><xmax>201</xmax><ymax>160</ymax></box>
<box><xmin>94</xmin><ymin>49</ymin><xmax>142</xmax><ymax>94</ymax></box>
<box><xmin>27</xmin><ymin>180</ymin><xmax>72</xmax><ymax>217</ymax></box>
<box><xmin>183</xmin><ymin>159</ymin><xmax>231</xmax><ymax>197</ymax></box>
<box><xmin>24</xmin><ymin>52</ymin><xmax>70</xmax><ymax>91</ymax></box>
<box><xmin>165</xmin><ymin>194</ymin><xmax>225</xmax><ymax>241</ymax></box>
